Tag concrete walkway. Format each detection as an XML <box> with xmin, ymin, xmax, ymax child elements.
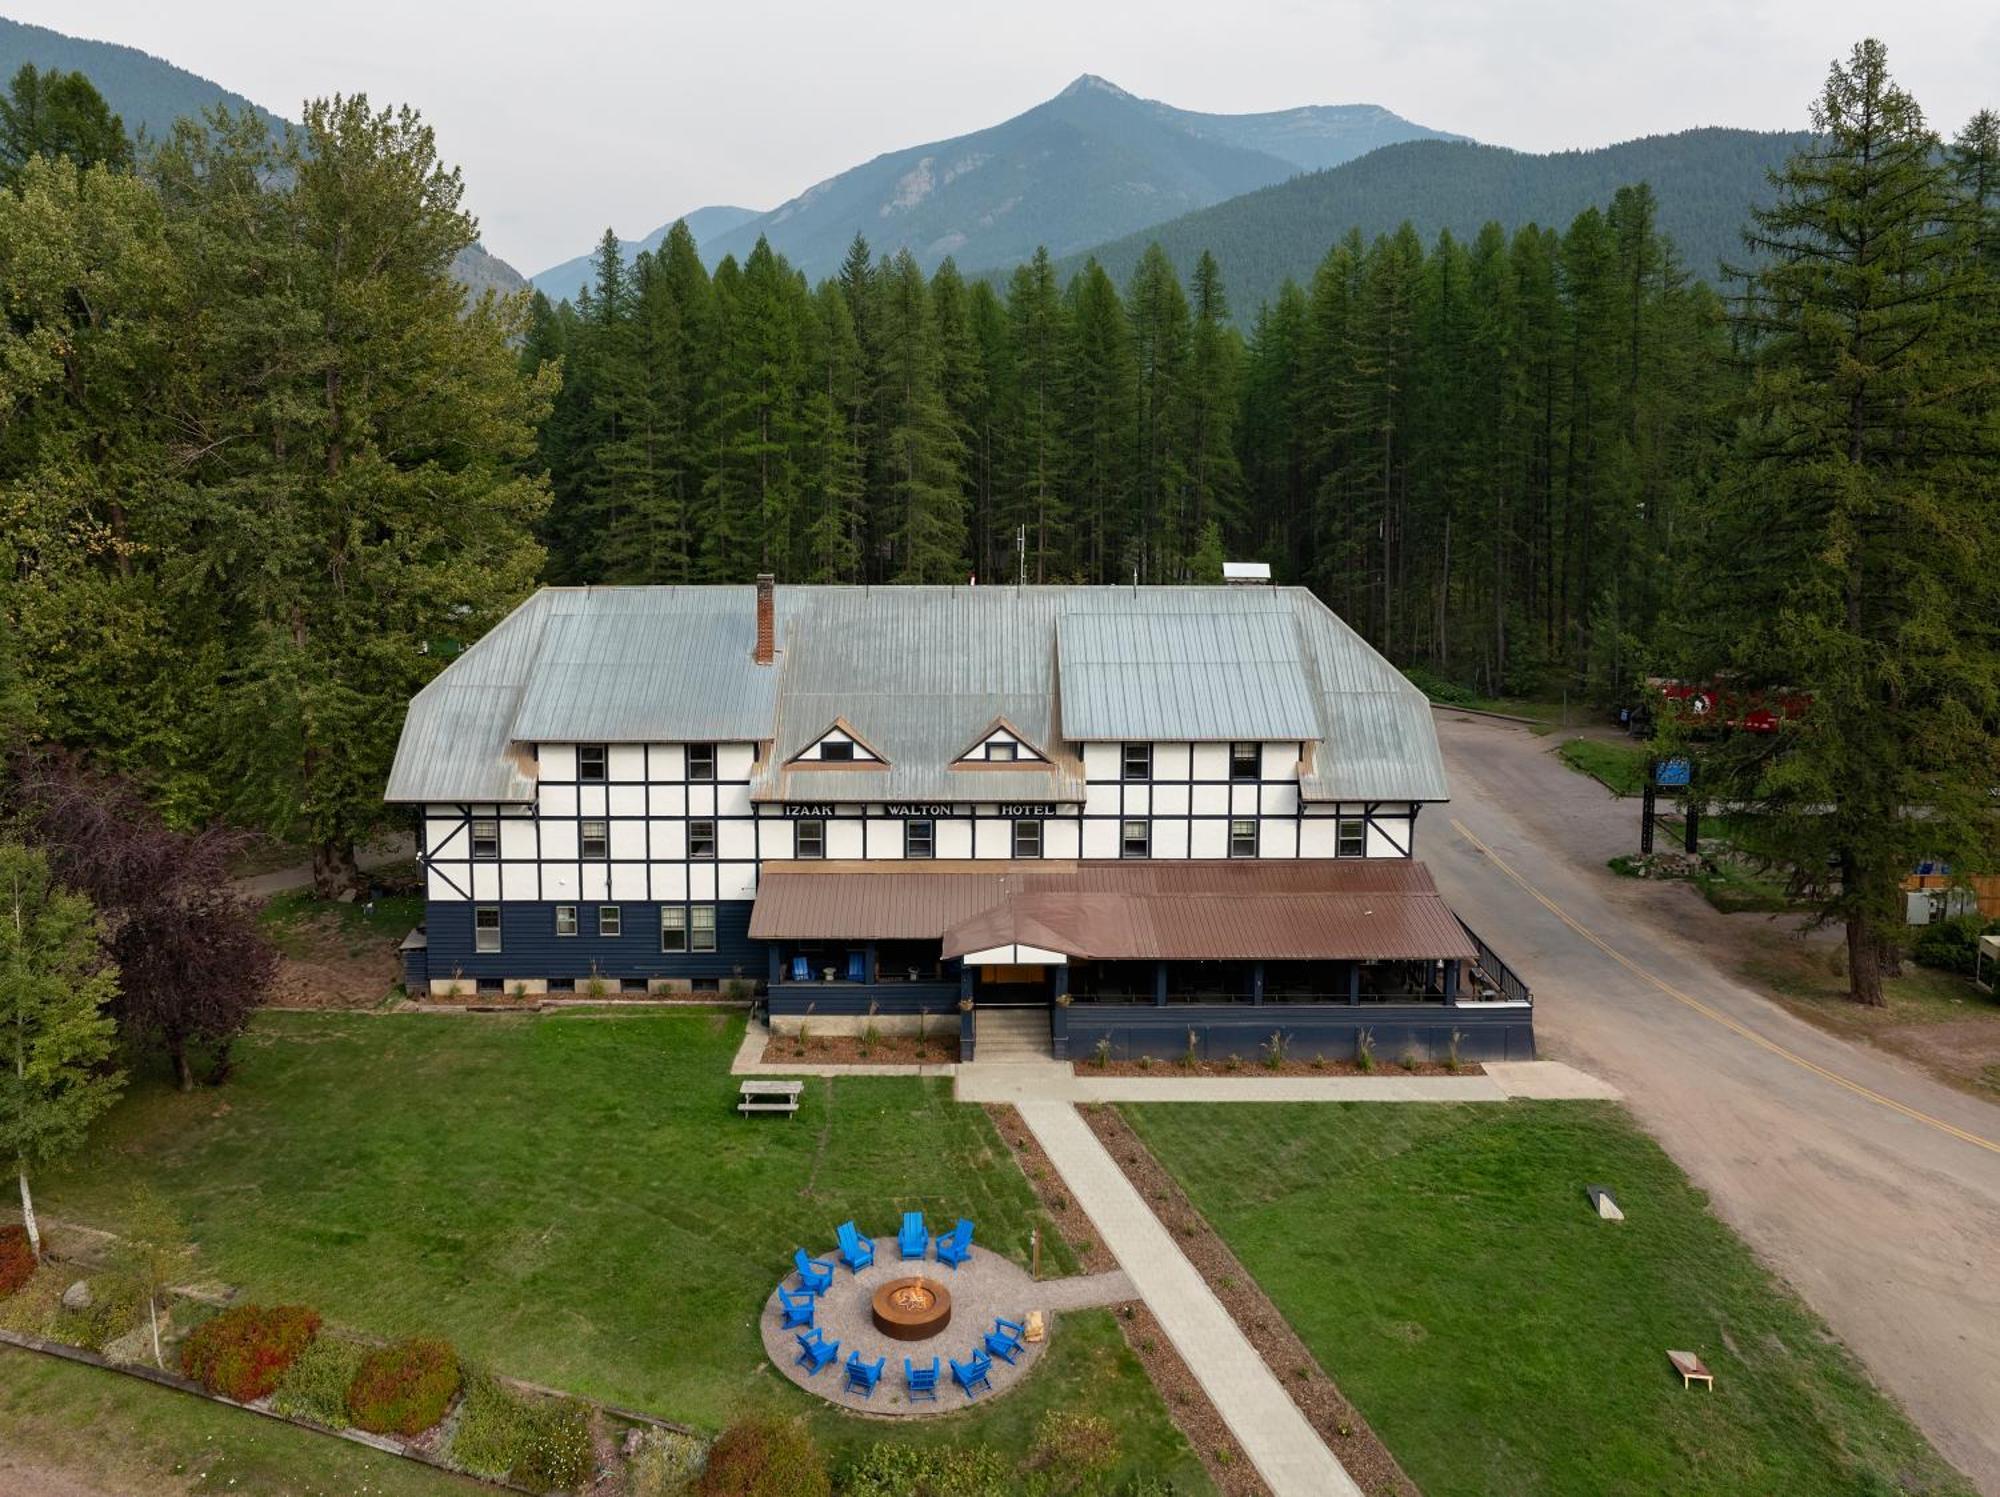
<box><xmin>956</xmin><ymin>1056</ymin><xmax>1616</xmax><ymax>1104</ymax></box>
<box><xmin>1018</xmin><ymin>1100</ymin><xmax>1361</xmax><ymax>1497</ymax></box>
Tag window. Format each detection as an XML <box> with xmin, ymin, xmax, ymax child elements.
<box><xmin>904</xmin><ymin>819</ymin><xmax>934</xmax><ymax>859</ymax></box>
<box><xmin>470</xmin><ymin>819</ymin><xmax>499</xmax><ymax>860</ymax></box>
<box><xmin>555</xmin><ymin>905</ymin><xmax>578</xmax><ymax>937</ymax></box>
<box><xmin>476</xmin><ymin>976</ymin><xmax>504</xmax><ymax>996</ymax></box>
<box><xmin>689</xmin><ymin>819</ymin><xmax>717</xmax><ymax>859</ymax></box>
<box><xmin>1337</xmin><ymin>818</ymin><xmax>1367</xmax><ymax>857</ymax></box>
<box><xmin>1230</xmin><ymin>743</ymin><xmax>1261</xmax><ymax>781</ymax></box>
<box><xmin>577</xmin><ymin>744</ymin><xmax>607</xmax><ymax>782</ymax></box>
<box><xmin>987</xmin><ymin>740</ymin><xmax>1018</xmax><ymax>762</ymax></box>
<box><xmin>686</xmin><ymin>744</ymin><xmax>715</xmax><ymax>781</ymax></box>
<box><xmin>794</xmin><ymin>820</ymin><xmax>824</xmax><ymax>859</ymax></box>
<box><xmin>660</xmin><ymin>906</ymin><xmax>688</xmax><ymax>952</ymax></box>
<box><xmin>474</xmin><ymin>906</ymin><xmax>501</xmax><ymax>953</ymax></box>
<box><xmin>598</xmin><ymin>905</ymin><xmax>621</xmax><ymax>938</ymax></box>
<box><xmin>819</xmin><ymin>739</ymin><xmax>855</xmax><ymax>763</ymax></box>
<box><xmin>1012</xmin><ymin>818</ymin><xmax>1042</xmax><ymax>858</ymax></box>
<box><xmin>1121</xmin><ymin>743</ymin><xmax>1151</xmax><ymax>781</ymax></box>
<box><xmin>580</xmin><ymin>819</ymin><xmax>609</xmax><ymax>859</ymax></box>
<box><xmin>1121</xmin><ymin>819</ymin><xmax>1150</xmax><ymax>858</ymax></box>
<box><xmin>691</xmin><ymin>904</ymin><xmax>717</xmax><ymax>953</ymax></box>
<box><xmin>1229</xmin><ymin>818</ymin><xmax>1258</xmax><ymax>858</ymax></box>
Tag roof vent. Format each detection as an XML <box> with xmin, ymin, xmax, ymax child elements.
<box><xmin>1223</xmin><ymin>561</ymin><xmax>1272</xmax><ymax>585</ymax></box>
<box><xmin>754</xmin><ymin>574</ymin><xmax>775</xmax><ymax>664</ymax></box>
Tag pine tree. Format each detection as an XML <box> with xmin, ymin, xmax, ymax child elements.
<box><xmin>1003</xmin><ymin>248</ymin><xmax>1069</xmax><ymax>580</ymax></box>
<box><xmin>800</xmin><ymin>282</ymin><xmax>866</xmax><ymax>581</ymax></box>
<box><xmin>875</xmin><ymin>251</ymin><xmax>966</xmax><ymax>581</ymax></box>
<box><xmin>0</xmin><ymin>65</ymin><xmax>132</xmax><ymax>186</ymax></box>
<box><xmin>1186</xmin><ymin>252</ymin><xmax>1245</xmax><ymax>565</ymax></box>
<box><xmin>1127</xmin><ymin>244</ymin><xmax>1193</xmax><ymax>580</ymax></box>
<box><xmin>1062</xmin><ymin>261</ymin><xmax>1136</xmax><ymax>582</ymax></box>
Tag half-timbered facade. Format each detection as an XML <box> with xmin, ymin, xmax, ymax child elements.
<box><xmin>386</xmin><ymin>578</ymin><xmax>1533</xmax><ymax>1059</ymax></box>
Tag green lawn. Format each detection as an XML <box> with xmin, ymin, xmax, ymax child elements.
<box><xmin>1557</xmin><ymin>737</ymin><xmax>1651</xmax><ymax>797</ymax></box>
<box><xmin>28</xmin><ymin>1010</ymin><xmax>1207</xmax><ymax>1490</ymax></box>
<box><xmin>1121</xmin><ymin>1100</ymin><xmax>1971</xmax><ymax>1497</ymax></box>
<box><xmin>257</xmin><ymin>890</ymin><xmax>427</xmax><ymax>958</ymax></box>
<box><xmin>0</xmin><ymin>1351</ymin><xmax>483</xmax><ymax>1495</ymax></box>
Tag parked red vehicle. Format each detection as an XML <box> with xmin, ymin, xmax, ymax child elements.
<box><xmin>1647</xmin><ymin>678</ymin><xmax>1809</xmax><ymax>735</ymax></box>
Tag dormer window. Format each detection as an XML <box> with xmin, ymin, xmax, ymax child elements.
<box><xmin>819</xmin><ymin>740</ymin><xmax>855</xmax><ymax>763</ymax></box>
<box><xmin>987</xmin><ymin>741</ymin><xmax>1017</xmax><ymax>762</ymax></box>
<box><xmin>787</xmin><ymin>719</ymin><xmax>884</xmax><ymax>767</ymax></box>
<box><xmin>954</xmin><ymin>718</ymin><xmax>1047</xmax><ymax>767</ymax></box>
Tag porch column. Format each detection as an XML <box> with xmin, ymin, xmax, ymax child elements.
<box><xmin>1251</xmin><ymin>962</ymin><xmax>1265</xmax><ymax>1006</ymax></box>
<box><xmin>1347</xmin><ymin>961</ymin><xmax>1360</xmax><ymax>1005</ymax></box>
<box><xmin>1053</xmin><ymin>966</ymin><xmax>1070</xmax><ymax>1001</ymax></box>
<box><xmin>767</xmin><ymin>945</ymin><xmax>782</xmax><ymax>986</ymax></box>
<box><xmin>866</xmin><ymin>941</ymin><xmax>878</xmax><ymax>983</ymax></box>
<box><xmin>1154</xmin><ymin>961</ymin><xmax>1168</xmax><ymax>1007</ymax></box>
<box><xmin>959</xmin><ymin>965</ymin><xmax>974</xmax><ymax>1002</ymax></box>
<box><xmin>1444</xmin><ymin>958</ymin><xmax>1460</xmax><ymax>1007</ymax></box>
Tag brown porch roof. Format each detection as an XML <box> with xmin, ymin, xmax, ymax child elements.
<box><xmin>750</xmin><ymin>859</ymin><xmax>1476</xmax><ymax>962</ymax></box>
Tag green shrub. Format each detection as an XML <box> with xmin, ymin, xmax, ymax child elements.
<box><xmin>449</xmin><ymin>1370</ymin><xmax>592</xmax><ymax>1491</ymax></box>
<box><xmin>627</xmin><ymin>1428</ymin><xmax>707</xmax><ymax>1497</ymax></box>
<box><xmin>1028</xmin><ymin>1410</ymin><xmax>1119</xmax><ymax>1479</ymax></box>
<box><xmin>54</xmin><ymin>1273</ymin><xmax>144</xmax><ymax>1354</ymax></box>
<box><xmin>697</xmin><ymin>1416</ymin><xmax>827</xmax><ymax>1497</ymax></box>
<box><xmin>347</xmin><ymin>1335</ymin><xmax>460</xmax><ymax>1435</ymax></box>
<box><xmin>0</xmin><ymin>1226</ymin><xmax>32</xmax><ymax>1299</ymax></box>
<box><xmin>1401</xmin><ymin>664</ymin><xmax>1479</xmax><ymax>706</ymax></box>
<box><xmin>0</xmin><ymin>1263</ymin><xmax>63</xmax><ymax>1335</ymax></box>
<box><xmin>1912</xmin><ymin>914</ymin><xmax>1994</xmax><ymax>975</ymax></box>
<box><xmin>838</xmin><ymin>1442</ymin><xmax>1010</xmax><ymax>1497</ymax></box>
<box><xmin>179</xmin><ymin>1303</ymin><xmax>321</xmax><ymax>1401</ymax></box>
<box><xmin>269</xmin><ymin>1334</ymin><xmax>367</xmax><ymax>1429</ymax></box>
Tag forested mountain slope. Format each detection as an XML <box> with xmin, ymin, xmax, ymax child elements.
<box><xmin>1057</xmin><ymin>128</ymin><xmax>1810</xmax><ymax>308</ymax></box>
<box><xmin>530</xmin><ymin>204</ymin><xmax>761</xmax><ymax>300</ymax></box>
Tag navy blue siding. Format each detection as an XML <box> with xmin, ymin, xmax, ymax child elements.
<box><xmin>1066</xmin><ymin>1002</ymin><xmax>1534</xmax><ymax>1063</ymax></box>
<box><xmin>766</xmin><ymin>983</ymin><xmax>961</xmax><ymax>1016</ymax></box>
<box><xmin>423</xmin><ymin>900</ymin><xmax>761</xmax><ymax>983</ymax></box>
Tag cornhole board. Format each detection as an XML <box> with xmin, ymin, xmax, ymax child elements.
<box><xmin>1586</xmin><ymin>1184</ymin><xmax>1624</xmax><ymax>1221</ymax></box>
<box><xmin>1667</xmin><ymin>1350</ymin><xmax>1713</xmax><ymax>1389</ymax></box>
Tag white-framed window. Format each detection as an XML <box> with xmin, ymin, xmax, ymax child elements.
<box><xmin>795</xmin><ymin>820</ymin><xmax>824</xmax><ymax>859</ymax></box>
<box><xmin>577</xmin><ymin>744</ymin><xmax>607</xmax><ymax>782</ymax></box>
<box><xmin>1337</xmin><ymin>818</ymin><xmax>1366</xmax><ymax>857</ymax></box>
<box><xmin>691</xmin><ymin>904</ymin><xmax>717</xmax><ymax>953</ymax></box>
<box><xmin>598</xmin><ymin>905</ymin><xmax>621</xmax><ymax>938</ymax></box>
<box><xmin>469</xmin><ymin>819</ymin><xmax>499</xmax><ymax>860</ymax></box>
<box><xmin>660</xmin><ymin>906</ymin><xmax>687</xmax><ymax>952</ymax></box>
<box><xmin>1121</xmin><ymin>819</ymin><xmax>1150</xmax><ymax>858</ymax></box>
<box><xmin>1122</xmin><ymin>743</ymin><xmax>1151</xmax><ymax>781</ymax></box>
<box><xmin>580</xmin><ymin>819</ymin><xmax>609</xmax><ymax>859</ymax></box>
<box><xmin>904</xmin><ymin>819</ymin><xmax>934</xmax><ymax>859</ymax></box>
<box><xmin>987</xmin><ymin>740</ymin><xmax>1017</xmax><ymax>762</ymax></box>
<box><xmin>1229</xmin><ymin>818</ymin><xmax>1258</xmax><ymax>857</ymax></box>
<box><xmin>689</xmin><ymin>819</ymin><xmax>717</xmax><ymax>859</ymax></box>
<box><xmin>686</xmin><ymin>744</ymin><xmax>715</xmax><ymax>781</ymax></box>
<box><xmin>474</xmin><ymin>906</ymin><xmax>501</xmax><ymax>953</ymax></box>
<box><xmin>555</xmin><ymin>905</ymin><xmax>578</xmax><ymax>937</ymax></box>
<box><xmin>1013</xmin><ymin>819</ymin><xmax>1042</xmax><ymax>858</ymax></box>
<box><xmin>1230</xmin><ymin>743</ymin><xmax>1260</xmax><ymax>781</ymax></box>
<box><xmin>819</xmin><ymin>739</ymin><xmax>855</xmax><ymax>763</ymax></box>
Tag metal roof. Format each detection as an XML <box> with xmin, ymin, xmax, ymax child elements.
<box><xmin>384</xmin><ymin>583</ymin><xmax>1449</xmax><ymax>805</ymax></box>
<box><xmin>747</xmin><ymin>862</ymin><xmax>1029</xmax><ymax>940</ymax></box>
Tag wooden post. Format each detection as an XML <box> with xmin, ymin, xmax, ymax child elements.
<box><xmin>1031</xmin><ymin>1227</ymin><xmax>1041</xmax><ymax>1279</ymax></box>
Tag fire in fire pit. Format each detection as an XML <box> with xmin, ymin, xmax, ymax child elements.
<box><xmin>871</xmin><ymin>1275</ymin><xmax>952</xmax><ymax>1341</ymax></box>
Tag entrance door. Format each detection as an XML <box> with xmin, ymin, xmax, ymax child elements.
<box><xmin>975</xmin><ymin>964</ymin><xmax>1052</xmax><ymax>1007</ymax></box>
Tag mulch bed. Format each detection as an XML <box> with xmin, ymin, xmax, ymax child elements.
<box><xmin>761</xmin><ymin>1033</ymin><xmax>961</xmax><ymax>1065</ymax></box>
<box><xmin>1076</xmin><ymin>1055</ymin><xmax>1483</xmax><ymax>1079</ymax></box>
<box><xmin>985</xmin><ymin>1104</ymin><xmax>1268</xmax><ymax>1497</ymax></box>
<box><xmin>1078</xmin><ymin>1104</ymin><xmax>1419</xmax><ymax>1497</ymax></box>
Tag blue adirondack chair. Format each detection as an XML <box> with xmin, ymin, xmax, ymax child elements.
<box><xmin>835</xmin><ymin>1219</ymin><xmax>875</xmax><ymax>1272</ymax></box>
<box><xmin>949</xmin><ymin>1350</ymin><xmax>993</xmax><ymax>1397</ymax></box>
<box><xmin>792</xmin><ymin>1248</ymin><xmax>834</xmax><ymax>1296</ymax></box>
<box><xmin>844</xmin><ymin>1351</ymin><xmax>886</xmax><ymax>1398</ymax></box>
<box><xmin>845</xmin><ymin>950</ymin><xmax>867</xmax><ymax>982</ymax></box>
<box><xmin>898</xmin><ymin>1210</ymin><xmax>929</xmax><ymax>1261</ymax></box>
<box><xmin>789</xmin><ymin>955</ymin><xmax>812</xmax><ymax>983</ymax></box>
<box><xmin>794</xmin><ymin>1329</ymin><xmax>840</xmax><ymax>1375</ymax></box>
<box><xmin>904</xmin><ymin>1355</ymin><xmax>940</xmax><ymax>1403</ymax></box>
<box><xmin>936</xmin><ymin>1217</ymin><xmax>975</xmax><ymax>1269</ymax></box>
<box><xmin>776</xmin><ymin>1285</ymin><xmax>815</xmax><ymax>1330</ymax></box>
<box><xmin>984</xmin><ymin>1329</ymin><xmax>1021</xmax><ymax>1364</ymax></box>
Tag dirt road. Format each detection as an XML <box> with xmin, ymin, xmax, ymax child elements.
<box><xmin>1427</xmin><ymin>710</ymin><xmax>2000</xmax><ymax>1492</ymax></box>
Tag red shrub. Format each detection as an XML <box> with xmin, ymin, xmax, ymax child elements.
<box><xmin>179</xmin><ymin>1304</ymin><xmax>322</xmax><ymax>1402</ymax></box>
<box><xmin>0</xmin><ymin>1226</ymin><xmax>34</xmax><ymax>1299</ymax></box>
<box><xmin>346</xmin><ymin>1336</ymin><xmax>460</xmax><ymax>1435</ymax></box>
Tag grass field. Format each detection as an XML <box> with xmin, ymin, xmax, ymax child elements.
<box><xmin>1557</xmin><ymin>736</ymin><xmax>1651</xmax><ymax>797</ymax></box>
<box><xmin>23</xmin><ymin>1010</ymin><xmax>1208</xmax><ymax>1489</ymax></box>
<box><xmin>256</xmin><ymin>890</ymin><xmax>427</xmax><ymax>958</ymax></box>
<box><xmin>1121</xmin><ymin>1100</ymin><xmax>1971</xmax><ymax>1497</ymax></box>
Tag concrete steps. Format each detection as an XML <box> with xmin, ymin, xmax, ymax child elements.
<box><xmin>973</xmin><ymin>1007</ymin><xmax>1052</xmax><ymax>1062</ymax></box>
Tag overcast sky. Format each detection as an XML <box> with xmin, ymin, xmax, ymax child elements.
<box><xmin>18</xmin><ymin>1</ymin><xmax>1999</xmax><ymax>273</ymax></box>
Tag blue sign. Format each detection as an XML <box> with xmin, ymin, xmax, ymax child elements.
<box><xmin>1655</xmin><ymin>756</ymin><xmax>1692</xmax><ymax>788</ymax></box>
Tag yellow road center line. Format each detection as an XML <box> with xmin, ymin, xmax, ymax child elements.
<box><xmin>1449</xmin><ymin>817</ymin><xmax>2000</xmax><ymax>1157</ymax></box>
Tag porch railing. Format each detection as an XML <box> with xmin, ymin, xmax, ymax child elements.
<box><xmin>1459</xmin><ymin>921</ymin><xmax>1533</xmax><ymax>1005</ymax></box>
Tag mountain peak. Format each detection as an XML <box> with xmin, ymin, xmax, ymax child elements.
<box><xmin>1058</xmin><ymin>73</ymin><xmax>1134</xmax><ymax>101</ymax></box>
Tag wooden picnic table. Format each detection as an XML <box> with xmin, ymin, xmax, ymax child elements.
<box><xmin>738</xmin><ymin>1078</ymin><xmax>805</xmax><ymax>1117</ymax></box>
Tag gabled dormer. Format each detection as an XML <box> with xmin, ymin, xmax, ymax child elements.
<box><xmin>786</xmin><ymin>717</ymin><xmax>886</xmax><ymax>767</ymax></box>
<box><xmin>954</xmin><ymin>716</ymin><xmax>1049</xmax><ymax>767</ymax></box>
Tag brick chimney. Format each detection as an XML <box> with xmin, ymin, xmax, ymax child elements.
<box><xmin>754</xmin><ymin>574</ymin><xmax>775</xmax><ymax>665</ymax></box>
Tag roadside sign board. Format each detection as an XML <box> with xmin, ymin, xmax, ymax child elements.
<box><xmin>1655</xmin><ymin>756</ymin><xmax>1692</xmax><ymax>788</ymax></box>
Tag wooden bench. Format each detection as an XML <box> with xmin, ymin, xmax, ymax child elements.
<box><xmin>738</xmin><ymin>1079</ymin><xmax>804</xmax><ymax>1118</ymax></box>
<box><xmin>1667</xmin><ymin>1349</ymin><xmax>1713</xmax><ymax>1389</ymax></box>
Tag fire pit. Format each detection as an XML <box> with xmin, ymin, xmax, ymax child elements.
<box><xmin>871</xmin><ymin>1276</ymin><xmax>952</xmax><ymax>1341</ymax></box>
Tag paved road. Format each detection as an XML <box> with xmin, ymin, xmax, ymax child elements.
<box><xmin>1427</xmin><ymin>711</ymin><xmax>2000</xmax><ymax>1493</ymax></box>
